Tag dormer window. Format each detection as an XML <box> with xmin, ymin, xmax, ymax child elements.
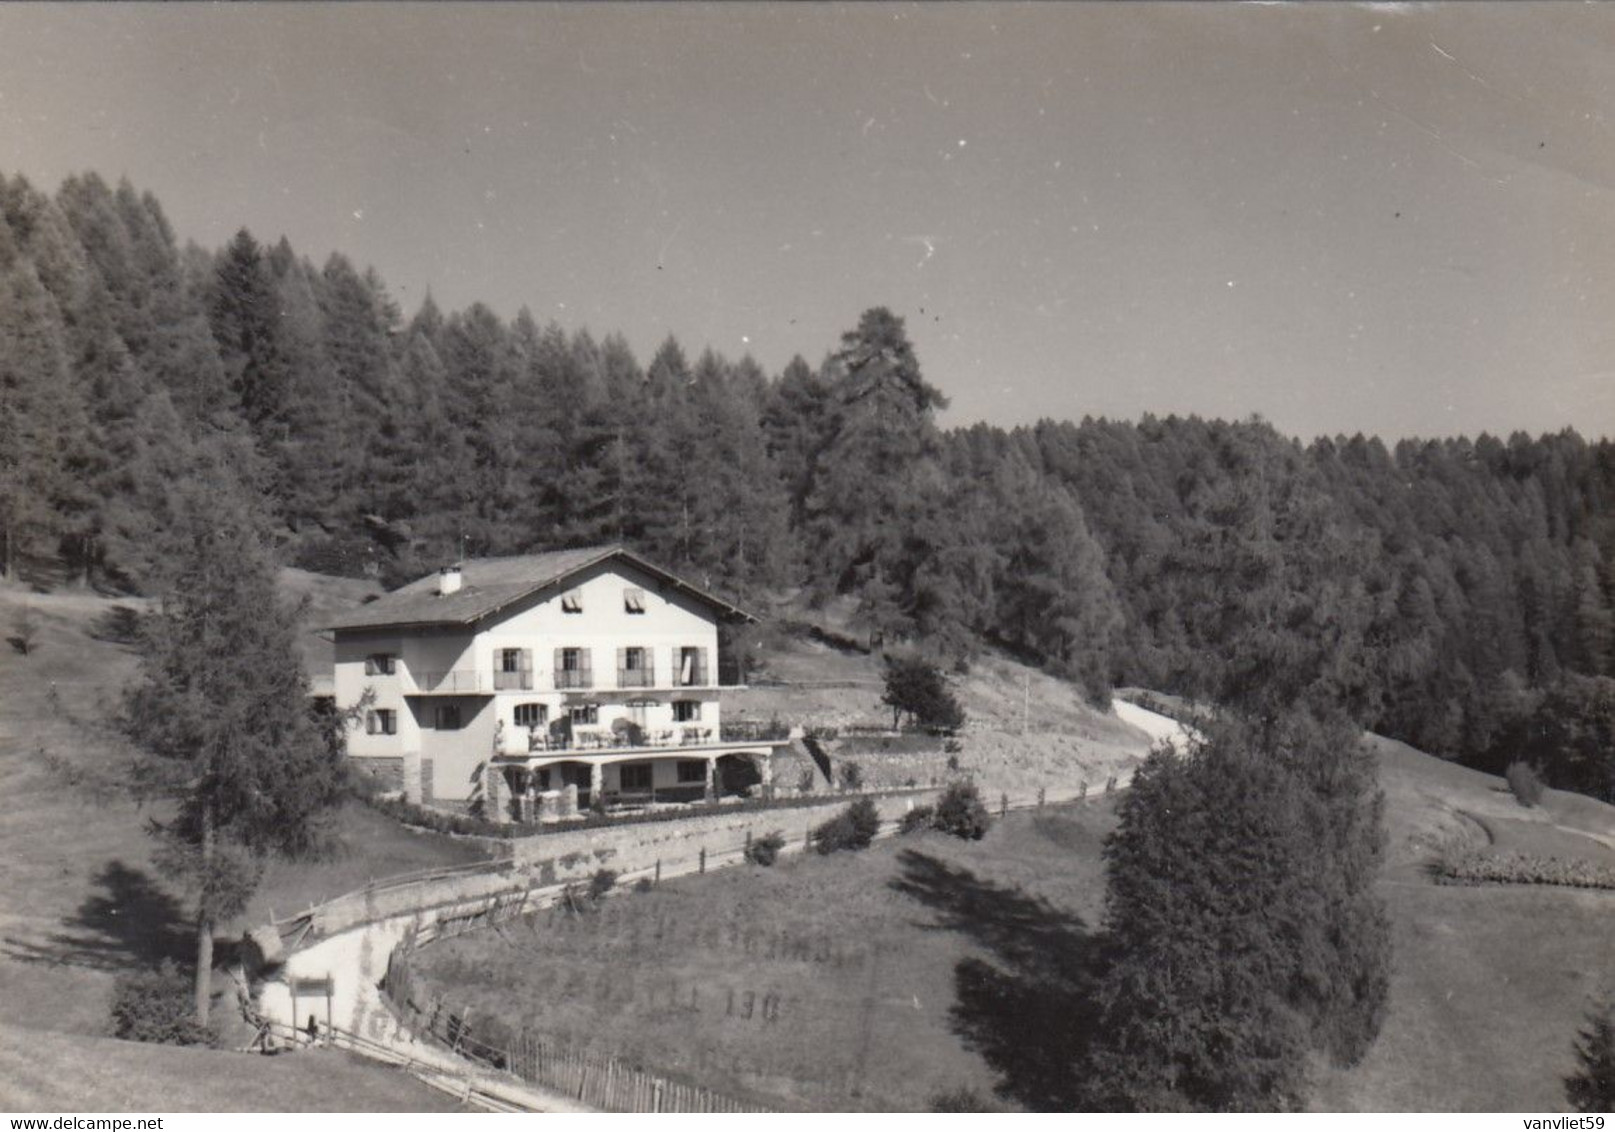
<box><xmin>624</xmin><ymin>587</ymin><xmax>646</xmax><ymax>614</ymax></box>
<box><xmin>561</xmin><ymin>589</ymin><xmax>583</xmax><ymax>613</ymax></box>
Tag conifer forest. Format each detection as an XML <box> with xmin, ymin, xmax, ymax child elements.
<box><xmin>2</xmin><ymin>170</ymin><xmax>1611</xmax><ymax>805</ymax></box>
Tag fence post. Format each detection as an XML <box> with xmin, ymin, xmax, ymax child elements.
<box><xmin>654</xmin><ymin>858</ymin><xmax>661</xmax><ymax>886</ymax></box>
<box><xmin>1037</xmin><ymin>786</ymin><xmax>1045</xmax><ymax>809</ymax></box>
<box><xmin>999</xmin><ymin>791</ymin><xmax>1009</xmax><ymax>818</ymax></box>
<box><xmin>699</xmin><ymin>848</ymin><xmax>706</xmax><ymax>874</ymax></box>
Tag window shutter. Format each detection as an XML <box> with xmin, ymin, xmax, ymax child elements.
<box><xmin>617</xmin><ymin>647</ymin><xmax>626</xmax><ymax>672</ymax></box>
<box><xmin>519</xmin><ymin>649</ymin><xmax>531</xmax><ymax>673</ymax></box>
<box><xmin>580</xmin><ymin>648</ymin><xmax>592</xmax><ymax>676</ymax></box>
<box><xmin>364</xmin><ymin>656</ymin><xmax>376</xmax><ymax>676</ymax></box>
<box><xmin>365</xmin><ymin>711</ymin><xmax>377</xmax><ymax>735</ymax></box>
<box><xmin>554</xmin><ymin>647</ymin><xmax>564</xmax><ymax>674</ymax></box>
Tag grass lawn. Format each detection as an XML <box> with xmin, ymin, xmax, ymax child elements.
<box><xmin>411</xmin><ymin>798</ymin><xmax>1121</xmax><ymax>1112</ymax></box>
<box><xmin>0</xmin><ymin>1024</ymin><xmax>468</xmax><ymax>1112</ymax></box>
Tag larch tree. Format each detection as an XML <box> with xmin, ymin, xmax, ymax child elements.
<box><xmin>121</xmin><ymin>484</ymin><xmax>346</xmax><ymax>1025</ymax></box>
<box><xmin>805</xmin><ymin>307</ymin><xmax>949</xmax><ymax>645</ymax></box>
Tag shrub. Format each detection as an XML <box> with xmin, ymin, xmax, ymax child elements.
<box><xmin>838</xmin><ymin>760</ymin><xmax>863</xmax><ymax>791</ymax></box>
<box><xmin>589</xmin><ymin>868</ymin><xmax>618</xmax><ymax>901</ymax></box>
<box><xmin>1434</xmin><ymin>850</ymin><xmax>1615</xmax><ymax>891</ymax></box>
<box><xmin>797</xmin><ymin>766</ymin><xmax>818</xmax><ymax>793</ymax></box>
<box><xmin>934</xmin><ymin>780</ymin><xmax>991</xmax><ymax>840</ymax></box>
<box><xmin>745</xmin><ymin>830</ymin><xmax>786</xmax><ymax>866</ymax></box>
<box><xmin>1566</xmin><ymin>1001</ymin><xmax>1615</xmax><ymax>1112</ymax></box>
<box><xmin>881</xmin><ymin>654</ymin><xmax>966</xmax><ymax>732</ymax></box>
<box><xmin>814</xmin><ymin>797</ymin><xmax>881</xmax><ymax>854</ymax></box>
<box><xmin>1506</xmin><ymin>761</ymin><xmax>1545</xmax><ymax>807</ymax></box>
<box><xmin>930</xmin><ymin>1086</ymin><xmax>993</xmax><ymax>1111</ymax></box>
<box><xmin>109</xmin><ymin>960</ymin><xmax>215</xmax><ymax>1046</ymax></box>
<box><xmin>899</xmin><ymin>805</ymin><xmax>935</xmax><ymax>835</ymax></box>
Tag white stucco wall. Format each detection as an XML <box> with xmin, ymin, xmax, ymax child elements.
<box><xmin>330</xmin><ymin>560</ymin><xmax>732</xmax><ymax>804</ymax></box>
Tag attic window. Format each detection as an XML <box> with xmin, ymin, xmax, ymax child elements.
<box><xmin>624</xmin><ymin>587</ymin><xmax>645</xmax><ymax>614</ymax></box>
<box><xmin>561</xmin><ymin>589</ymin><xmax>583</xmax><ymax>613</ymax></box>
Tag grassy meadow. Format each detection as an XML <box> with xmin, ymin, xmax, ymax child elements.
<box><xmin>412</xmin><ymin>798</ymin><xmax>1119</xmax><ymax>1112</ymax></box>
<box><xmin>0</xmin><ymin>576</ymin><xmax>490</xmax><ymax>1103</ymax></box>
<box><xmin>414</xmin><ymin>732</ymin><xmax>1615</xmax><ymax>1112</ymax></box>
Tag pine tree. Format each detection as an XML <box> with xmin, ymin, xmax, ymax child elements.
<box><xmin>0</xmin><ymin>218</ymin><xmax>89</xmax><ymax>580</ymax></box>
<box><xmin>1086</xmin><ymin>710</ymin><xmax>1390</xmax><ymax>1110</ymax></box>
<box><xmin>121</xmin><ymin>483</ymin><xmax>345</xmax><ymax>1025</ymax></box>
<box><xmin>805</xmin><ymin>308</ymin><xmax>949</xmax><ymax>644</ymax></box>
<box><xmin>209</xmin><ymin>228</ymin><xmax>290</xmax><ymax>433</ymax></box>
<box><xmin>1565</xmin><ymin>1001</ymin><xmax>1615</xmax><ymax>1112</ymax></box>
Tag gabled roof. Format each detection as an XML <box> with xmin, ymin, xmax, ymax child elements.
<box><xmin>320</xmin><ymin>545</ymin><xmax>756</xmax><ymax>632</ymax></box>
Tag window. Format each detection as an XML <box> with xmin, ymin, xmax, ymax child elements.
<box><xmin>513</xmin><ymin>703</ymin><xmax>547</xmax><ymax>728</ymax></box>
<box><xmin>555</xmin><ymin>647</ymin><xmax>591</xmax><ymax>689</ymax></box>
<box><xmin>364</xmin><ymin>653</ymin><xmax>396</xmax><ymax>676</ymax></box>
<box><xmin>676</xmin><ymin>759</ymin><xmax>707</xmax><ymax>784</ymax></box>
<box><xmin>496</xmin><ymin>647</ymin><xmax>532</xmax><ymax>689</ymax></box>
<box><xmin>366</xmin><ymin>709</ymin><xmax>397</xmax><ymax>735</ymax></box>
<box><xmin>618</xmin><ymin>646</ymin><xmax>653</xmax><ymax>687</ymax></box>
<box><xmin>434</xmin><ymin>705</ymin><xmax>461</xmax><ymax>730</ymax></box>
<box><xmin>677</xmin><ymin>646</ymin><xmax>708</xmax><ymax>686</ymax></box>
<box><xmin>673</xmin><ymin>700</ymin><xmax>702</xmax><ymax>723</ymax></box>
<box><xmin>624</xmin><ymin>587</ymin><xmax>645</xmax><ymax>614</ymax></box>
<box><xmin>626</xmin><ymin>700</ymin><xmax>657</xmax><ymax>728</ymax></box>
<box><xmin>561</xmin><ymin>589</ymin><xmax>583</xmax><ymax>613</ymax></box>
<box><xmin>568</xmin><ymin>703</ymin><xmax>599</xmax><ymax>725</ymax></box>
<box><xmin>619</xmin><ymin>763</ymin><xmax>653</xmax><ymax>791</ymax></box>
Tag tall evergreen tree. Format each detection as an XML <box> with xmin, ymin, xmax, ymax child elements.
<box><xmin>121</xmin><ymin>483</ymin><xmax>346</xmax><ymax>1025</ymax></box>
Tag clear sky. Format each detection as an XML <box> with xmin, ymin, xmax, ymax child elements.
<box><xmin>1</xmin><ymin>2</ymin><xmax>1611</xmax><ymax>442</ymax></box>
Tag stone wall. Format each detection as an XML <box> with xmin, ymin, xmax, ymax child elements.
<box><xmin>505</xmin><ymin>791</ymin><xmax>938</xmax><ymax>882</ymax></box>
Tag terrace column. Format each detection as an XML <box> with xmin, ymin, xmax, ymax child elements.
<box><xmin>704</xmin><ymin>756</ymin><xmax>717</xmax><ymax>802</ymax></box>
<box><xmin>484</xmin><ymin>763</ymin><xmax>510</xmax><ymax>824</ymax></box>
<box><xmin>589</xmin><ymin>760</ymin><xmax>604</xmax><ymax>807</ymax></box>
<box><xmin>754</xmin><ymin>751</ymin><xmax>773</xmax><ymax>792</ymax></box>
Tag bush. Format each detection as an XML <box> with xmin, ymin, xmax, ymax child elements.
<box><xmin>881</xmin><ymin>654</ymin><xmax>966</xmax><ymax>733</ymax></box>
<box><xmin>814</xmin><ymin>797</ymin><xmax>881</xmax><ymax>854</ymax></box>
<box><xmin>745</xmin><ymin>830</ymin><xmax>786</xmax><ymax>866</ymax></box>
<box><xmin>899</xmin><ymin>805</ymin><xmax>935</xmax><ymax>835</ymax></box>
<box><xmin>838</xmin><ymin>760</ymin><xmax>863</xmax><ymax>791</ymax></box>
<box><xmin>1566</xmin><ymin>1001</ymin><xmax>1615</xmax><ymax>1112</ymax></box>
<box><xmin>109</xmin><ymin>960</ymin><xmax>215</xmax><ymax>1046</ymax></box>
<box><xmin>589</xmin><ymin>868</ymin><xmax>618</xmax><ymax>901</ymax></box>
<box><xmin>933</xmin><ymin>780</ymin><xmax>991</xmax><ymax>840</ymax></box>
<box><xmin>1434</xmin><ymin>850</ymin><xmax>1615</xmax><ymax>891</ymax></box>
<box><xmin>1506</xmin><ymin>761</ymin><xmax>1545</xmax><ymax>807</ymax></box>
<box><xmin>930</xmin><ymin>1086</ymin><xmax>993</xmax><ymax>1111</ymax></box>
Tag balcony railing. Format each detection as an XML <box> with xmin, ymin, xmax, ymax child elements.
<box><xmin>493</xmin><ymin>671</ymin><xmax>533</xmax><ymax>690</ymax></box>
<box><xmin>555</xmin><ymin>670</ymin><xmax>593</xmax><ymax>690</ymax></box>
<box><xmin>407</xmin><ymin>669</ymin><xmax>490</xmax><ymax>694</ymax></box>
<box><xmin>616</xmin><ymin>666</ymin><xmax>656</xmax><ymax>688</ymax></box>
<box><xmin>502</xmin><ymin>725</ymin><xmax>722</xmax><ymax>755</ymax></box>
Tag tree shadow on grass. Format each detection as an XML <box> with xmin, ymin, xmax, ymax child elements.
<box><xmin>890</xmin><ymin>848</ymin><xmax>1108</xmax><ymax>1111</ymax></box>
<box><xmin>1</xmin><ymin>860</ymin><xmax>192</xmax><ymax>972</ymax></box>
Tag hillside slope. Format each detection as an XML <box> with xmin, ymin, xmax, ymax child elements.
<box><xmin>1312</xmin><ymin>735</ymin><xmax>1615</xmax><ymax>1111</ymax></box>
<box><xmin>0</xmin><ymin>575</ymin><xmax>487</xmax><ymax>1106</ymax></box>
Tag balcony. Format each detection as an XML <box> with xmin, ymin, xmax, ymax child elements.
<box><xmin>493</xmin><ymin>671</ymin><xmax>534</xmax><ymax>690</ymax></box>
<box><xmin>405</xmin><ymin>669</ymin><xmax>491</xmax><ymax>694</ymax></box>
<box><xmin>506</xmin><ymin>724</ymin><xmax>721</xmax><ymax>755</ymax></box>
<box><xmin>616</xmin><ymin>666</ymin><xmax>656</xmax><ymax>689</ymax></box>
<box><xmin>554</xmin><ymin>670</ymin><xmax>593</xmax><ymax>690</ymax></box>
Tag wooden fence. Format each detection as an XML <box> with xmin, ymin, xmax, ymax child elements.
<box><xmin>382</xmin><ymin>909</ymin><xmax>775</xmax><ymax>1113</ymax></box>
